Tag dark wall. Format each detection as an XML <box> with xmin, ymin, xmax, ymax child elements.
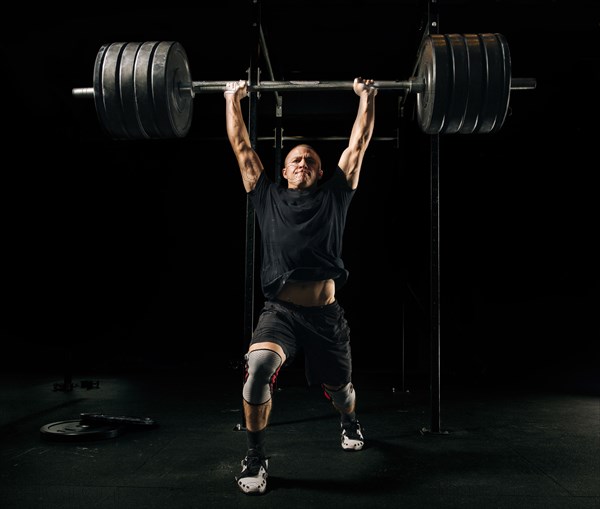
<box><xmin>0</xmin><ymin>2</ymin><xmax>598</xmax><ymax>390</ymax></box>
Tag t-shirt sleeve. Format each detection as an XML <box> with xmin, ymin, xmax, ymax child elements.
<box><xmin>326</xmin><ymin>166</ymin><xmax>355</xmax><ymax>208</ymax></box>
<box><xmin>248</xmin><ymin>171</ymin><xmax>271</xmax><ymax>212</ymax></box>
<box><xmin>328</xmin><ymin>167</ymin><xmax>354</xmax><ymax>191</ymax></box>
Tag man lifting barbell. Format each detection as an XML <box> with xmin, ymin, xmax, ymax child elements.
<box><xmin>68</xmin><ymin>32</ymin><xmax>535</xmax><ymax>496</ymax></box>
<box><xmin>224</xmin><ymin>77</ymin><xmax>377</xmax><ymax>495</ymax></box>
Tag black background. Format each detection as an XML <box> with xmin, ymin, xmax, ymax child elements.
<box><xmin>0</xmin><ymin>1</ymin><xmax>598</xmax><ymax>389</ymax></box>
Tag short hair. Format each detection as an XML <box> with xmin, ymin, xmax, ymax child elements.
<box><xmin>285</xmin><ymin>144</ymin><xmax>322</xmax><ymax>169</ymax></box>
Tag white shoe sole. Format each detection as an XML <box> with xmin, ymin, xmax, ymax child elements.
<box><xmin>342</xmin><ymin>437</ymin><xmax>364</xmax><ymax>451</ymax></box>
<box><xmin>236</xmin><ymin>461</ymin><xmax>268</xmax><ymax>494</ymax></box>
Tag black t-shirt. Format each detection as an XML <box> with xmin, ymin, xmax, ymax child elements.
<box><xmin>249</xmin><ymin>167</ymin><xmax>356</xmax><ymax>299</ymax></box>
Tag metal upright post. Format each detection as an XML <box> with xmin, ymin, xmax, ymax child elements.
<box><xmin>421</xmin><ymin>0</ymin><xmax>447</xmax><ymax>436</ymax></box>
<box><xmin>259</xmin><ymin>24</ymin><xmax>283</xmax><ymax>182</ymax></box>
<box><xmin>243</xmin><ymin>0</ymin><xmax>261</xmax><ymax>353</ymax></box>
<box><xmin>236</xmin><ymin>0</ymin><xmax>261</xmax><ymax>432</ymax></box>
<box><xmin>427</xmin><ymin>131</ymin><xmax>443</xmax><ymax>434</ymax></box>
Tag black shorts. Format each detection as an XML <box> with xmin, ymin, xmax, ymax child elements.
<box><xmin>250</xmin><ymin>299</ymin><xmax>352</xmax><ymax>386</ymax></box>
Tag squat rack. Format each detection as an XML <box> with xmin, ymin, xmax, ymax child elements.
<box><xmin>70</xmin><ymin>0</ymin><xmax>535</xmax><ymax>431</ymax></box>
<box><xmin>240</xmin><ymin>0</ymin><xmax>447</xmax><ymax>434</ymax></box>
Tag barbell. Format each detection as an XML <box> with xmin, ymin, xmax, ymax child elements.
<box><xmin>72</xmin><ymin>33</ymin><xmax>536</xmax><ymax>139</ymax></box>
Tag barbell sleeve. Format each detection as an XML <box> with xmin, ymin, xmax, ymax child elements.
<box><xmin>509</xmin><ymin>78</ymin><xmax>537</xmax><ymax>90</ymax></box>
<box><xmin>72</xmin><ymin>87</ymin><xmax>94</xmax><ymax>98</ymax></box>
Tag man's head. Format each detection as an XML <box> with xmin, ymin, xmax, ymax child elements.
<box><xmin>282</xmin><ymin>144</ymin><xmax>323</xmax><ymax>190</ymax></box>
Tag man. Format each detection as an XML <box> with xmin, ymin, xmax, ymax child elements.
<box><xmin>224</xmin><ymin>77</ymin><xmax>377</xmax><ymax>495</ymax></box>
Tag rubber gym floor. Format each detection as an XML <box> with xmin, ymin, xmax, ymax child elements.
<box><xmin>0</xmin><ymin>364</ymin><xmax>598</xmax><ymax>509</ymax></box>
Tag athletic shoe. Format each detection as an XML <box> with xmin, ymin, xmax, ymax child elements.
<box><xmin>341</xmin><ymin>420</ymin><xmax>365</xmax><ymax>451</ymax></box>
<box><xmin>236</xmin><ymin>451</ymin><xmax>268</xmax><ymax>495</ymax></box>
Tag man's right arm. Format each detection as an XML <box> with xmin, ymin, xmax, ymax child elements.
<box><xmin>225</xmin><ymin>80</ymin><xmax>264</xmax><ymax>193</ymax></box>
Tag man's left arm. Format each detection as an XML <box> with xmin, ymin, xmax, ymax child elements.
<box><xmin>338</xmin><ymin>77</ymin><xmax>377</xmax><ymax>190</ymax></box>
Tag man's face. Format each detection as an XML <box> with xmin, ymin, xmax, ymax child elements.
<box><xmin>282</xmin><ymin>147</ymin><xmax>323</xmax><ymax>189</ymax></box>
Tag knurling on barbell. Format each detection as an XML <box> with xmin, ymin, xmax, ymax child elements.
<box><xmin>73</xmin><ymin>34</ymin><xmax>536</xmax><ymax>140</ymax></box>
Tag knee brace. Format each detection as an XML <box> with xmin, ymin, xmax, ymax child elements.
<box><xmin>242</xmin><ymin>349</ymin><xmax>283</xmax><ymax>405</ymax></box>
<box><xmin>322</xmin><ymin>382</ymin><xmax>355</xmax><ymax>412</ymax></box>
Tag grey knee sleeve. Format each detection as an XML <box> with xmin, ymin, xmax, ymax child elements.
<box><xmin>242</xmin><ymin>349</ymin><xmax>283</xmax><ymax>405</ymax></box>
<box><xmin>323</xmin><ymin>382</ymin><xmax>355</xmax><ymax>410</ymax></box>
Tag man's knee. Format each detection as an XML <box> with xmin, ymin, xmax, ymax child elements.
<box><xmin>322</xmin><ymin>382</ymin><xmax>355</xmax><ymax>411</ymax></box>
<box><xmin>242</xmin><ymin>349</ymin><xmax>283</xmax><ymax>405</ymax></box>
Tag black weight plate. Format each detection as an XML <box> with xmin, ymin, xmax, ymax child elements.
<box><xmin>97</xmin><ymin>42</ymin><xmax>130</xmax><ymax>140</ymax></box>
<box><xmin>150</xmin><ymin>41</ymin><xmax>193</xmax><ymax>138</ymax></box>
<box><xmin>475</xmin><ymin>34</ymin><xmax>510</xmax><ymax>134</ymax></box>
<box><xmin>489</xmin><ymin>34</ymin><xmax>511</xmax><ymax>134</ymax></box>
<box><xmin>119</xmin><ymin>42</ymin><xmax>148</xmax><ymax>139</ymax></box>
<box><xmin>40</xmin><ymin>420</ymin><xmax>124</xmax><ymax>442</ymax></box>
<box><xmin>93</xmin><ymin>43</ymin><xmax>111</xmax><ymax>138</ymax></box>
<box><xmin>415</xmin><ymin>37</ymin><xmax>434</xmax><ymax>132</ymax></box>
<box><xmin>459</xmin><ymin>34</ymin><xmax>484</xmax><ymax>134</ymax></box>
<box><xmin>416</xmin><ymin>35</ymin><xmax>451</xmax><ymax>134</ymax></box>
<box><xmin>164</xmin><ymin>41</ymin><xmax>193</xmax><ymax>138</ymax></box>
<box><xmin>441</xmin><ymin>34</ymin><xmax>470</xmax><ymax>134</ymax></box>
<box><xmin>134</xmin><ymin>41</ymin><xmax>163</xmax><ymax>139</ymax></box>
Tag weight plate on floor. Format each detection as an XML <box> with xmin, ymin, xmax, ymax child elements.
<box><xmin>40</xmin><ymin>419</ymin><xmax>124</xmax><ymax>442</ymax></box>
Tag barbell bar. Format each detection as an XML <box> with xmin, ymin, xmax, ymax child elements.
<box><xmin>72</xmin><ymin>34</ymin><xmax>536</xmax><ymax>139</ymax></box>
<box><xmin>71</xmin><ymin>77</ymin><xmax>536</xmax><ymax>98</ymax></box>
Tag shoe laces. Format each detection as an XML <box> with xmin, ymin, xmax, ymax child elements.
<box><xmin>243</xmin><ymin>453</ymin><xmax>267</xmax><ymax>475</ymax></box>
<box><xmin>342</xmin><ymin>420</ymin><xmax>363</xmax><ymax>437</ymax></box>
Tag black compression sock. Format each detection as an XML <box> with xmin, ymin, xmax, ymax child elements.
<box><xmin>341</xmin><ymin>411</ymin><xmax>357</xmax><ymax>425</ymax></box>
<box><xmin>247</xmin><ymin>429</ymin><xmax>266</xmax><ymax>457</ymax></box>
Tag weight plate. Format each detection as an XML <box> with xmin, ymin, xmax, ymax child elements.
<box><xmin>492</xmin><ymin>33</ymin><xmax>511</xmax><ymax>134</ymax></box>
<box><xmin>441</xmin><ymin>34</ymin><xmax>470</xmax><ymax>134</ymax></box>
<box><xmin>482</xmin><ymin>34</ymin><xmax>511</xmax><ymax>133</ymax></box>
<box><xmin>119</xmin><ymin>42</ymin><xmax>148</xmax><ymax>139</ymax></box>
<box><xmin>165</xmin><ymin>41</ymin><xmax>194</xmax><ymax>138</ymax></box>
<box><xmin>40</xmin><ymin>419</ymin><xmax>124</xmax><ymax>442</ymax></box>
<box><xmin>415</xmin><ymin>37</ymin><xmax>433</xmax><ymax>132</ymax></box>
<box><xmin>494</xmin><ymin>34</ymin><xmax>511</xmax><ymax>133</ymax></box>
<box><xmin>459</xmin><ymin>34</ymin><xmax>484</xmax><ymax>134</ymax></box>
<box><xmin>475</xmin><ymin>34</ymin><xmax>511</xmax><ymax>133</ymax></box>
<box><xmin>150</xmin><ymin>41</ymin><xmax>193</xmax><ymax>138</ymax></box>
<box><xmin>416</xmin><ymin>35</ymin><xmax>452</xmax><ymax>134</ymax></box>
<box><xmin>134</xmin><ymin>41</ymin><xmax>163</xmax><ymax>139</ymax></box>
<box><xmin>96</xmin><ymin>42</ymin><xmax>130</xmax><ymax>140</ymax></box>
<box><xmin>93</xmin><ymin>43</ymin><xmax>111</xmax><ymax>138</ymax></box>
